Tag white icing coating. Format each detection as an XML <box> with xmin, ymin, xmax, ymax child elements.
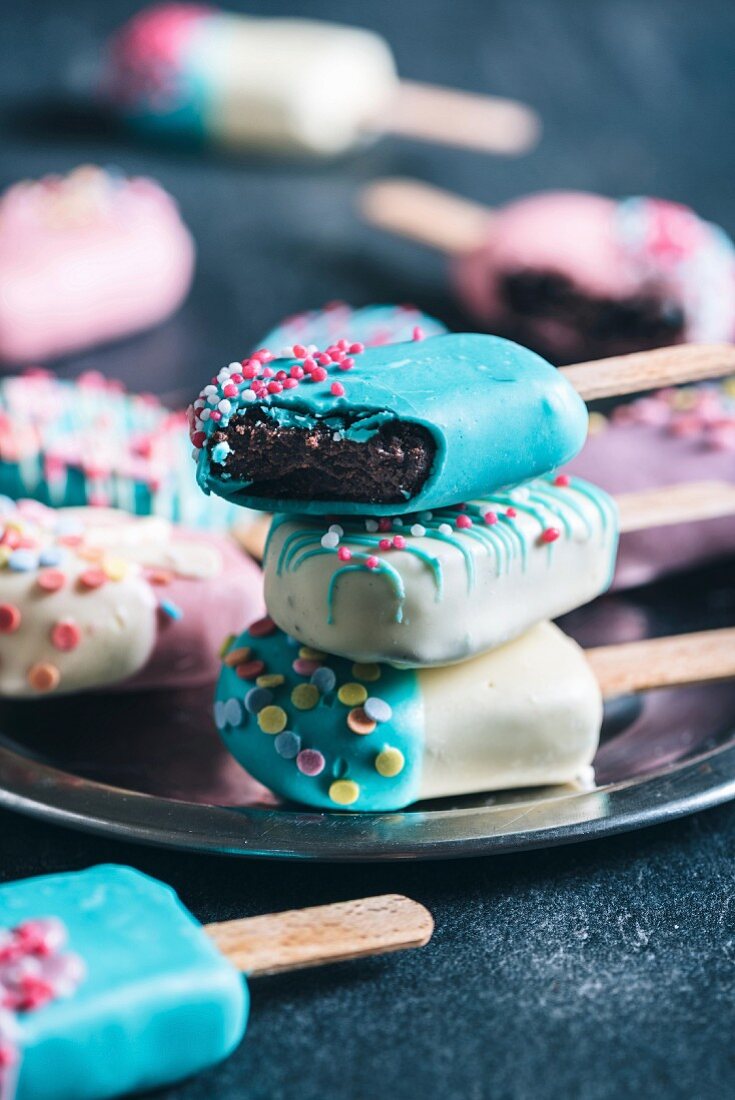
<box><xmin>418</xmin><ymin>622</ymin><xmax>602</xmax><ymax>798</ymax></box>
<box><xmin>190</xmin><ymin>16</ymin><xmax>398</xmax><ymax>154</ymax></box>
<box><xmin>264</xmin><ymin>476</ymin><xmax>618</xmax><ymax>666</ymax></box>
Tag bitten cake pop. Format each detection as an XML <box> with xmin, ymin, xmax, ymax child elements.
<box><xmin>0</xmin><ymin>166</ymin><xmax>194</xmax><ymax>364</ymax></box>
<box><xmin>361</xmin><ymin>180</ymin><xmax>735</xmax><ymax>362</ymax></box>
<box><xmin>0</xmin><ymin>500</ymin><xmax>264</xmax><ymax>697</ymax></box>
<box><xmin>103</xmin><ymin>4</ymin><xmax>539</xmax><ymax>157</ymax></box>
<box><xmin>0</xmin><ymin>865</ymin><xmax>432</xmax><ymax>1099</ymax></box>
<box><xmin>192</xmin><ymin>333</ymin><xmax>589</xmax><ymax>517</ymax></box>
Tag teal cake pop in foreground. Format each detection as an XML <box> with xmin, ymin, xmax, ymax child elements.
<box><xmin>192</xmin><ymin>333</ymin><xmax>589</xmax><ymax>517</ymax></box>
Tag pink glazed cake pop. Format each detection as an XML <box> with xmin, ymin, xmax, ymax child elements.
<box><xmin>0</xmin><ymin>166</ymin><xmax>195</xmax><ymax>364</ymax></box>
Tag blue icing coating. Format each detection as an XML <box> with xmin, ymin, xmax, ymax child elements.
<box><xmin>216</xmin><ymin>622</ymin><xmax>424</xmax><ymax>810</ymax></box>
<box><xmin>257</xmin><ymin>303</ymin><xmax>448</xmax><ymax>354</ymax></box>
<box><xmin>195</xmin><ymin>333</ymin><xmax>589</xmax><ymax>516</ymax></box>
<box><xmin>0</xmin><ymin>865</ymin><xmax>247</xmax><ymax>1100</ymax></box>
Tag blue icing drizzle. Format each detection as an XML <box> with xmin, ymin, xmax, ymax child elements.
<box><xmin>0</xmin><ymin>865</ymin><xmax>247</xmax><ymax>1100</ymax></box>
<box><xmin>195</xmin><ymin>333</ymin><xmax>589</xmax><ymax>516</ymax></box>
<box><xmin>258</xmin><ymin>303</ymin><xmax>448</xmax><ymax>354</ymax></box>
<box><xmin>216</xmin><ymin>622</ymin><xmax>424</xmax><ymax>810</ymax></box>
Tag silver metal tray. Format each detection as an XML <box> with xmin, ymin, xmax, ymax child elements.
<box><xmin>1</xmin><ymin>587</ymin><xmax>734</xmax><ymax>861</ymax></box>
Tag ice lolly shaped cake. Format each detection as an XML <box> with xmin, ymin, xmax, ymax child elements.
<box><xmin>263</xmin><ymin>474</ymin><xmax>618</xmax><ymax>666</ymax></box>
<box><xmin>0</xmin><ymin>370</ymin><xmax>243</xmax><ymax>531</ymax></box>
<box><xmin>0</xmin><ymin>166</ymin><xmax>194</xmax><ymax>364</ymax></box>
<box><xmin>0</xmin><ymin>865</ymin><xmax>247</xmax><ymax>1100</ymax></box>
<box><xmin>0</xmin><ymin>500</ymin><xmax>264</xmax><ymax>697</ymax></box>
<box><xmin>216</xmin><ymin>618</ymin><xmax>602</xmax><ymax>811</ymax></box>
<box><xmin>104</xmin><ymin>4</ymin><xmax>537</xmax><ymax>157</ymax></box>
<box><xmin>193</xmin><ymin>333</ymin><xmax>589</xmax><ymax>516</ymax></box>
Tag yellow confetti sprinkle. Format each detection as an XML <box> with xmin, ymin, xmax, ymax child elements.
<box><xmin>338</xmin><ymin>682</ymin><xmax>368</xmax><ymax>707</ymax></box>
<box><xmin>257</xmin><ymin>673</ymin><xmax>285</xmax><ymax>689</ymax></box>
<box><xmin>722</xmin><ymin>377</ymin><xmax>735</xmax><ymax>399</ymax></box>
<box><xmin>103</xmin><ymin>558</ymin><xmax>128</xmax><ymax>581</ymax></box>
<box><xmin>0</xmin><ymin>546</ymin><xmax>11</xmax><ymax>567</ymax></box>
<box><xmin>291</xmin><ymin>683</ymin><xmax>320</xmax><ymax>710</ymax></box>
<box><xmin>375</xmin><ymin>748</ymin><xmax>405</xmax><ymax>778</ymax></box>
<box><xmin>351</xmin><ymin>662</ymin><xmax>381</xmax><ymax>682</ymax></box>
<box><xmin>329</xmin><ymin>779</ymin><xmax>360</xmax><ymax>806</ymax></box>
<box><xmin>219</xmin><ymin>634</ymin><xmax>236</xmax><ymax>658</ymax></box>
<box><xmin>299</xmin><ymin>645</ymin><xmax>326</xmax><ymax>660</ymax></box>
<box><xmin>257</xmin><ymin>706</ymin><xmax>288</xmax><ymax>734</ymax></box>
<box><xmin>586</xmin><ymin>411</ymin><xmax>608</xmax><ymax>436</ymax></box>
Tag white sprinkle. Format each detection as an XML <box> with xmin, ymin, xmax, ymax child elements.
<box><xmin>321</xmin><ymin>531</ymin><xmax>340</xmax><ymax>549</ymax></box>
<box><xmin>194</xmin><ymin>398</ymin><xmax>206</xmax><ymax>410</ymax></box>
<box><xmin>203</xmin><ymin>384</ymin><xmax>218</xmax><ymax>395</ymax></box>
<box><xmin>438</xmin><ymin>523</ymin><xmax>452</xmax><ymax>536</ymax></box>
<box><xmin>392</xmin><ymin>517</ymin><xmax>404</xmax><ymax>527</ymax></box>
<box><xmin>200</xmin><ymin>408</ymin><xmax>211</xmax><ymax>421</ymax></box>
<box><xmin>191</xmin><ymin>447</ymin><xmax>200</xmax><ymax>459</ymax></box>
<box><xmin>280</xmin><ymin>346</ymin><xmax>294</xmax><ymax>359</ymax></box>
<box><xmin>240</xmin><ymin>389</ymin><xmax>257</xmax><ymax>403</ymax></box>
<box><xmin>410</xmin><ymin>524</ymin><xmax>426</xmax><ymax>537</ymax></box>
<box><xmin>307</xmin><ymin>344</ymin><xmax>318</xmax><ymax>354</ymax></box>
<box><xmin>228</xmin><ymin>362</ymin><xmax>241</xmax><ymax>371</ymax></box>
<box><xmin>365</xmin><ymin>519</ymin><xmax>379</xmax><ymax>533</ymax></box>
<box><xmin>328</xmin><ymin>524</ymin><xmax>344</xmax><ymax>537</ymax></box>
<box><xmin>207</xmin><ymin>393</ymin><xmax>219</xmax><ymax>406</ymax></box>
<box><xmin>332</xmin><ymin>432</ymin><xmax>342</xmax><ymax>442</ymax></box>
<box><xmin>218</xmin><ymin>399</ymin><xmax>232</xmax><ymax>414</ymax></box>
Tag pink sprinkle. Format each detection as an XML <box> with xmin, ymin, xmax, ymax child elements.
<box><xmin>413</xmin><ymin>326</ymin><xmax>425</xmax><ymax>341</ymax></box>
<box><xmin>366</xmin><ymin>556</ymin><xmax>380</xmax><ymax>570</ymax></box>
<box><xmin>379</xmin><ymin>538</ymin><xmax>391</xmax><ymax>551</ymax></box>
<box><xmin>293</xmin><ymin>344</ymin><xmax>307</xmax><ymax>359</ymax></box>
<box><xmin>283</xmin><ymin>378</ymin><xmax>299</xmax><ymax>389</ymax></box>
<box><xmin>275</xmin><ymin>370</ymin><xmax>288</xmax><ymax>381</ymax></box>
<box><xmin>337</xmin><ymin>547</ymin><xmax>352</xmax><ymax>561</ymax></box>
<box><xmin>456</xmin><ymin>514</ymin><xmax>472</xmax><ymax>529</ymax></box>
<box><xmin>242</xmin><ymin>362</ymin><xmax>259</xmax><ymax>379</ymax></box>
<box><xmin>230</xmin><ymin>373</ymin><xmax>243</xmax><ymax>383</ymax></box>
<box><xmin>483</xmin><ymin>511</ymin><xmax>498</xmax><ymax>525</ymax></box>
<box><xmin>329</xmin><ymin>349</ymin><xmax>344</xmax><ymax>363</ymax></box>
<box><xmin>262</xmin><ymin>367</ymin><xmax>274</xmax><ymax>379</ymax></box>
<box><xmin>338</xmin><ymin>357</ymin><xmax>354</xmax><ymax>372</ymax></box>
<box><xmin>210</xmin><ymin>411</ymin><xmax>222</xmax><ymax>422</ymax></box>
<box><xmin>303</xmin><ymin>357</ymin><xmax>316</xmax><ymax>372</ymax></box>
<box><xmin>392</xmin><ymin>535</ymin><xmax>406</xmax><ymax>549</ymax></box>
<box><xmin>253</xmin><ymin>349</ymin><xmax>274</xmax><ymax>363</ymax></box>
<box><xmin>331</xmin><ymin>382</ymin><xmax>345</xmax><ymax>397</ymax></box>
<box><xmin>222</xmin><ymin>383</ymin><xmax>238</xmax><ymax>398</ymax></box>
<box><xmin>378</xmin><ymin>518</ymin><xmax>392</xmax><ymax>532</ymax></box>
<box><xmin>297</xmin><ymin>749</ymin><xmax>325</xmax><ymax>777</ymax></box>
<box><xmin>293</xmin><ymin>657</ymin><xmax>322</xmax><ymax>676</ymax></box>
<box><xmin>554</xmin><ymin>474</ymin><xmax>571</xmax><ymax>487</ymax></box>
<box><xmin>506</xmin><ymin>507</ymin><xmax>517</xmax><ymax>519</ymax></box>
<box><xmin>337</xmin><ymin>339</ymin><xmax>350</xmax><ymax>350</ymax></box>
<box><xmin>315</xmin><ymin>352</ymin><xmax>331</xmax><ymax>366</ymax></box>
<box><xmin>290</xmin><ymin>365</ymin><xmax>305</xmax><ymax>379</ymax></box>
<box><xmin>541</xmin><ymin>527</ymin><xmax>560</xmax><ymax>544</ymax></box>
<box><xmin>267</xmin><ymin>381</ymin><xmax>283</xmax><ymax>394</ymax></box>
<box><xmin>311</xmin><ymin>367</ymin><xmax>328</xmax><ymax>383</ymax></box>
<box><xmin>349</xmin><ymin>343</ymin><xmax>364</xmax><ymax>354</ymax></box>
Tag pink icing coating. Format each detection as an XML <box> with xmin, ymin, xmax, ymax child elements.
<box><xmin>453</xmin><ymin>191</ymin><xmax>735</xmax><ymax>359</ymax></box>
<box><xmin>568</xmin><ymin>380</ymin><xmax>735</xmax><ymax>588</ymax></box>
<box><xmin>0</xmin><ymin>166</ymin><xmax>195</xmax><ymax>364</ymax></box>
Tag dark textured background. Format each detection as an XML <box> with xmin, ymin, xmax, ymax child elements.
<box><xmin>1</xmin><ymin>1</ymin><xmax>735</xmax><ymax>1097</ymax></box>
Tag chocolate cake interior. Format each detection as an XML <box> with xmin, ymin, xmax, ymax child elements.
<box><xmin>209</xmin><ymin>407</ymin><xmax>436</xmax><ymax>503</ymax></box>
<box><xmin>500</xmin><ymin>270</ymin><xmax>686</xmax><ymax>348</ymax></box>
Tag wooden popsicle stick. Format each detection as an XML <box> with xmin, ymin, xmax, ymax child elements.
<box><xmin>377</xmin><ymin>82</ymin><xmax>540</xmax><ymax>156</ymax></box>
<box><xmin>586</xmin><ymin>628</ymin><xmax>735</xmax><ymax>700</ymax></box>
<box><xmin>359</xmin><ymin>178</ymin><xmax>490</xmax><ymax>254</ymax></box>
<box><xmin>561</xmin><ymin>344</ymin><xmax>735</xmax><ymax>401</ymax></box>
<box><xmin>205</xmin><ymin>894</ymin><xmax>434</xmax><ymax>978</ymax></box>
<box><xmin>616</xmin><ymin>481</ymin><xmax>735</xmax><ymax>533</ymax></box>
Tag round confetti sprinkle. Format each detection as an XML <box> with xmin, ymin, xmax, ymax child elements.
<box><xmin>39</xmin><ymin>548</ymin><xmax>63</xmax><ymax>568</ymax></box>
<box><xmin>79</xmin><ymin>568</ymin><xmax>107</xmax><ymax>590</ymax></box>
<box><xmin>292</xmin><ymin>658</ymin><xmax>322</xmax><ymax>676</ymax></box>
<box><xmin>297</xmin><ymin>749</ymin><xmax>326</xmax><ymax>776</ymax></box>
<box><xmin>236</xmin><ymin>659</ymin><xmax>266</xmax><ymax>680</ymax></box>
<box><xmin>329</xmin><ymin>779</ymin><xmax>360</xmax><ymax>806</ymax></box>
<box><xmin>223</xmin><ymin>645</ymin><xmax>251</xmax><ymax>667</ymax></box>
<box><xmin>338</xmin><ymin>682</ymin><xmax>368</xmax><ymax>707</ymax></box>
<box><xmin>299</xmin><ymin>646</ymin><xmax>326</xmax><ymax>659</ymax></box>
<box><xmin>351</xmin><ymin>662</ymin><xmax>381</xmax><ymax>683</ymax></box>
<box><xmin>375</xmin><ymin>748</ymin><xmax>405</xmax><ymax>778</ymax></box>
<box><xmin>50</xmin><ymin>620</ymin><xmax>82</xmax><ymax>652</ymax></box>
<box><xmin>8</xmin><ymin>550</ymin><xmax>38</xmax><ymax>572</ymax></box>
<box><xmin>256</xmin><ymin>673</ymin><xmax>285</xmax><ymax>689</ymax></box>
<box><xmin>36</xmin><ymin>568</ymin><xmax>67</xmax><ymax>593</ymax></box>
<box><xmin>0</xmin><ymin>604</ymin><xmax>21</xmax><ymax>633</ymax></box>
<box><xmin>311</xmin><ymin>666</ymin><xmax>337</xmax><ymax>694</ymax></box>
<box><xmin>364</xmin><ymin>697</ymin><xmax>392</xmax><ymax>723</ymax></box>
<box><xmin>222</xmin><ymin>698</ymin><xmax>243</xmax><ymax>727</ymax></box>
<box><xmin>213</xmin><ymin>700</ymin><xmax>227</xmax><ymax>730</ymax></box>
<box><xmin>248</xmin><ymin>616</ymin><xmax>276</xmax><ymax>637</ymax></box>
<box><xmin>291</xmin><ymin>683</ymin><xmax>320</xmax><ymax>710</ymax></box>
<box><xmin>245</xmin><ymin>687</ymin><xmax>273</xmax><ymax>714</ymax></box>
<box><xmin>275</xmin><ymin>731</ymin><xmax>301</xmax><ymax>759</ymax></box>
<box><xmin>103</xmin><ymin>558</ymin><xmax>128</xmax><ymax>581</ymax></box>
<box><xmin>27</xmin><ymin>662</ymin><xmax>60</xmax><ymax>693</ymax></box>
<box><xmin>347</xmin><ymin>707</ymin><xmax>376</xmax><ymax>735</ymax></box>
<box><xmin>257</xmin><ymin>706</ymin><xmax>288</xmax><ymax>734</ymax></box>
